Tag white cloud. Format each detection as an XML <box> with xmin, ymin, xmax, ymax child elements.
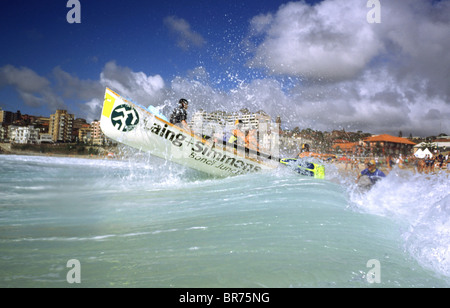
<box><xmin>0</xmin><ymin>65</ymin><xmax>66</xmax><ymax>110</ymax></box>
<box><xmin>247</xmin><ymin>0</ymin><xmax>384</xmax><ymax>81</ymax></box>
<box><xmin>0</xmin><ymin>62</ymin><xmax>166</xmax><ymax>123</ymax></box>
<box><xmin>164</xmin><ymin>16</ymin><xmax>206</xmax><ymax>50</ymax></box>
<box><xmin>99</xmin><ymin>61</ymin><xmax>165</xmax><ymax>101</ymax></box>
<box><xmin>81</xmin><ymin>61</ymin><xmax>166</xmax><ymax>122</ymax></box>
<box><xmin>242</xmin><ymin>0</ymin><xmax>450</xmax><ymax>136</ymax></box>
<box><xmin>53</xmin><ymin>66</ymin><xmax>102</xmax><ymax>101</ymax></box>
<box><xmin>380</xmin><ymin>0</ymin><xmax>450</xmax><ymax>100</ymax></box>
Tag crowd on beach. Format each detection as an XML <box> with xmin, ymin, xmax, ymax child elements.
<box><xmin>340</xmin><ymin>153</ymin><xmax>450</xmax><ymax>174</ymax></box>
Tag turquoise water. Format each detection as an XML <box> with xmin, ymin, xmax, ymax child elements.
<box><xmin>0</xmin><ymin>154</ymin><xmax>449</xmax><ymax>287</ymax></box>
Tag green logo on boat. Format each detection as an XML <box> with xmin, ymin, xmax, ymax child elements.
<box><xmin>111</xmin><ymin>104</ymin><xmax>139</xmax><ymax>132</ymax></box>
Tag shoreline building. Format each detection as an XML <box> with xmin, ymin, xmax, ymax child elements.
<box><xmin>8</xmin><ymin>125</ymin><xmax>40</xmax><ymax>144</ymax></box>
<box><xmin>414</xmin><ymin>137</ymin><xmax>450</xmax><ymax>155</ymax></box>
<box><xmin>363</xmin><ymin>134</ymin><xmax>416</xmax><ymax>155</ymax></box>
<box><xmin>90</xmin><ymin>120</ymin><xmax>108</xmax><ymax>145</ymax></box>
<box><xmin>49</xmin><ymin>110</ymin><xmax>74</xmax><ymax>143</ymax></box>
<box><xmin>333</xmin><ymin>134</ymin><xmax>417</xmax><ymax>156</ymax></box>
<box><xmin>190</xmin><ymin>109</ymin><xmax>272</xmax><ymax>131</ymax></box>
<box><xmin>0</xmin><ymin>108</ymin><xmax>21</xmax><ymax>125</ymax></box>
<box><xmin>189</xmin><ymin>109</ymin><xmax>279</xmax><ymax>155</ymax></box>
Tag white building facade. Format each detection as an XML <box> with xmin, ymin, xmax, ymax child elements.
<box><xmin>9</xmin><ymin>126</ymin><xmax>40</xmax><ymax>144</ymax></box>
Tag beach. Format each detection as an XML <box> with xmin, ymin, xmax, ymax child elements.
<box><xmin>0</xmin><ymin>142</ymin><xmax>111</xmax><ymax>160</ymax></box>
<box><xmin>2</xmin><ymin>141</ymin><xmax>448</xmax><ymax>179</ymax></box>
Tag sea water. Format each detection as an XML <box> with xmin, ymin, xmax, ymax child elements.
<box><xmin>0</xmin><ymin>154</ymin><xmax>449</xmax><ymax>287</ymax></box>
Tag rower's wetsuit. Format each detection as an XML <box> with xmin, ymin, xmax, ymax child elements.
<box><xmin>170</xmin><ymin>106</ymin><xmax>187</xmax><ymax>125</ymax></box>
<box><xmin>360</xmin><ymin>168</ymin><xmax>386</xmax><ymax>184</ymax></box>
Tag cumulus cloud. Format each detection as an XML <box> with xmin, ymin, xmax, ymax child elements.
<box><xmin>53</xmin><ymin>66</ymin><xmax>103</xmax><ymax>101</ymax></box>
<box><xmin>0</xmin><ymin>65</ymin><xmax>65</xmax><ymax>110</ymax></box>
<box><xmin>380</xmin><ymin>0</ymin><xmax>450</xmax><ymax>100</ymax></box>
<box><xmin>0</xmin><ymin>62</ymin><xmax>166</xmax><ymax>123</ymax></box>
<box><xmin>247</xmin><ymin>0</ymin><xmax>384</xmax><ymax>81</ymax></box>
<box><xmin>164</xmin><ymin>16</ymin><xmax>206</xmax><ymax>50</ymax></box>
<box><xmin>243</xmin><ymin>0</ymin><xmax>450</xmax><ymax>136</ymax></box>
<box><xmin>81</xmin><ymin>61</ymin><xmax>166</xmax><ymax>122</ymax></box>
<box><xmin>99</xmin><ymin>61</ymin><xmax>165</xmax><ymax>101</ymax></box>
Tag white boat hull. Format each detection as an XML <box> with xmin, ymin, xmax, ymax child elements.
<box><xmin>100</xmin><ymin>88</ymin><xmax>278</xmax><ymax>177</ymax></box>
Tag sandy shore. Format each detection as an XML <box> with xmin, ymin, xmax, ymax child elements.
<box><xmin>0</xmin><ymin>143</ymin><xmax>111</xmax><ymax>160</ymax></box>
<box><xmin>2</xmin><ymin>142</ymin><xmax>448</xmax><ymax>177</ymax></box>
<box><xmin>333</xmin><ymin>161</ymin><xmax>449</xmax><ymax>178</ymax></box>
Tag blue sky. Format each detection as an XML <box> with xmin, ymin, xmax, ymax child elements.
<box><xmin>1</xmin><ymin>0</ymin><xmax>449</xmax><ymax>136</ymax></box>
<box><xmin>1</xmin><ymin>1</ymin><xmax>281</xmax><ymax>81</ymax></box>
<box><xmin>1</xmin><ymin>0</ymin><xmax>296</xmax><ymax>113</ymax></box>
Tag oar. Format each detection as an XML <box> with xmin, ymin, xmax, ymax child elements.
<box><xmin>205</xmin><ymin>137</ymin><xmax>323</xmax><ymax>177</ymax></box>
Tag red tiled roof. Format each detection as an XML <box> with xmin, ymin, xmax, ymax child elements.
<box><xmin>434</xmin><ymin>138</ymin><xmax>450</xmax><ymax>142</ymax></box>
<box><xmin>364</xmin><ymin>134</ymin><xmax>416</xmax><ymax>145</ymax></box>
<box><xmin>332</xmin><ymin>142</ymin><xmax>359</xmax><ymax>150</ymax></box>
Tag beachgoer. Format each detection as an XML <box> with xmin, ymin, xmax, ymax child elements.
<box><xmin>170</xmin><ymin>98</ymin><xmax>190</xmax><ymax>130</ymax></box>
<box><xmin>424</xmin><ymin>154</ymin><xmax>435</xmax><ymax>173</ymax></box>
<box><xmin>297</xmin><ymin>144</ymin><xmax>335</xmax><ymax>161</ymax></box>
<box><xmin>352</xmin><ymin>157</ymin><xmax>359</xmax><ymax>170</ymax></box>
<box><xmin>356</xmin><ymin>159</ymin><xmax>386</xmax><ymax>184</ymax></box>
<box><xmin>386</xmin><ymin>154</ymin><xmax>393</xmax><ymax>170</ymax></box>
<box><xmin>436</xmin><ymin>154</ymin><xmax>444</xmax><ymax>170</ymax></box>
<box><xmin>244</xmin><ymin>129</ymin><xmax>259</xmax><ymax>152</ymax></box>
<box><xmin>344</xmin><ymin>156</ymin><xmax>349</xmax><ymax>170</ymax></box>
<box><xmin>398</xmin><ymin>154</ymin><xmax>404</xmax><ymax>169</ymax></box>
<box><xmin>228</xmin><ymin>119</ymin><xmax>245</xmax><ymax>148</ymax></box>
<box><xmin>417</xmin><ymin>157</ymin><xmax>425</xmax><ymax>173</ymax></box>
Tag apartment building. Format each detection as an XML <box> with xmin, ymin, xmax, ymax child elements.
<box><xmin>49</xmin><ymin>110</ymin><xmax>74</xmax><ymax>142</ymax></box>
<box><xmin>0</xmin><ymin>107</ymin><xmax>112</xmax><ymax>145</ymax></box>
<box><xmin>90</xmin><ymin>120</ymin><xmax>107</xmax><ymax>145</ymax></box>
<box><xmin>78</xmin><ymin>125</ymin><xmax>91</xmax><ymax>143</ymax></box>
<box><xmin>9</xmin><ymin>125</ymin><xmax>40</xmax><ymax>144</ymax></box>
<box><xmin>190</xmin><ymin>109</ymin><xmax>272</xmax><ymax>132</ymax></box>
<box><xmin>189</xmin><ymin>109</ymin><xmax>279</xmax><ymax>155</ymax></box>
<box><xmin>0</xmin><ymin>108</ymin><xmax>21</xmax><ymax>125</ymax></box>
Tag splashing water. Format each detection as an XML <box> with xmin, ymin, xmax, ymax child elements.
<box><xmin>0</xmin><ymin>154</ymin><xmax>449</xmax><ymax>287</ymax></box>
<box><xmin>340</xmin><ymin>166</ymin><xmax>450</xmax><ymax>279</ymax></box>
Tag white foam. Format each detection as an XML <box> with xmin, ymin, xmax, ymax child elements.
<box><xmin>346</xmin><ymin>168</ymin><xmax>450</xmax><ymax>278</ymax></box>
